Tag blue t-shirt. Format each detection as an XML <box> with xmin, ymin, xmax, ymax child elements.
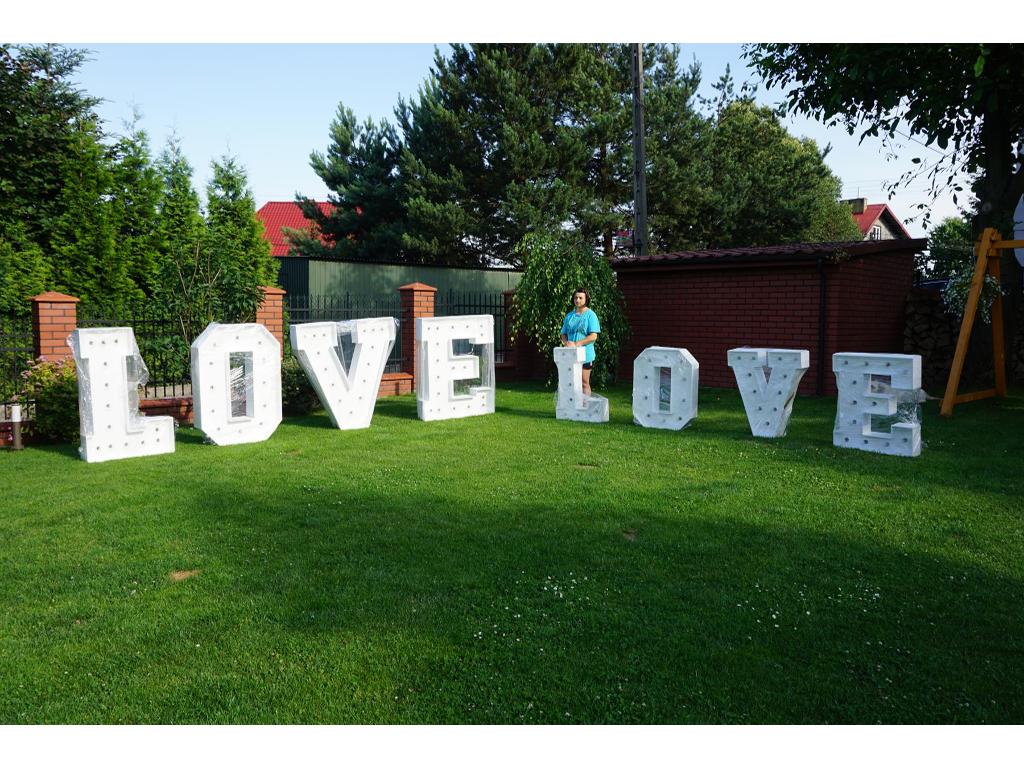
<box><xmin>561</xmin><ymin>308</ymin><xmax>601</xmax><ymax>363</ymax></box>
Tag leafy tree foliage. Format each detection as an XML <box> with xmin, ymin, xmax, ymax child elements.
<box><xmin>0</xmin><ymin>223</ymin><xmax>50</xmax><ymax>314</ymax></box>
<box><xmin>745</xmin><ymin>44</ymin><xmax>1023</xmax><ymax>232</ymax></box>
<box><xmin>923</xmin><ymin>216</ymin><xmax>973</xmax><ymax>281</ymax></box>
<box><xmin>203</xmin><ymin>156</ymin><xmax>277</xmax><ymax>320</ymax></box>
<box><xmin>1</xmin><ymin>45</ymin><xmax>277</xmax><ymax>323</ymax></box>
<box><xmin>308</xmin><ymin>44</ymin><xmax>862</xmax><ymax>268</ymax></box>
<box><xmin>692</xmin><ymin>100</ymin><xmax>861</xmax><ymax>247</ymax></box>
<box><xmin>511</xmin><ymin>232</ymin><xmax>628</xmax><ymax>387</ymax></box>
<box><xmin>746</xmin><ymin>43</ymin><xmax>1024</xmax><ymax>377</ymax></box>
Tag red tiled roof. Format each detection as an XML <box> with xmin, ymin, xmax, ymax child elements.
<box><xmin>852</xmin><ymin>203</ymin><xmax>912</xmax><ymax>239</ymax></box>
<box><xmin>612</xmin><ymin>238</ymin><xmax>927</xmax><ymax>269</ymax></box>
<box><xmin>256</xmin><ymin>201</ymin><xmax>335</xmax><ymax>257</ymax></box>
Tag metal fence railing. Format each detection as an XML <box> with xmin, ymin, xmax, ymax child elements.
<box><xmin>434</xmin><ymin>290</ymin><xmax>509</xmax><ymax>364</ymax></box>
<box><xmin>1</xmin><ymin>313</ymin><xmax>36</xmax><ymax>418</ymax></box>
<box><xmin>285</xmin><ymin>294</ymin><xmax>404</xmax><ymax>374</ymax></box>
<box><xmin>77</xmin><ymin>304</ymin><xmax>193</xmax><ymax>398</ymax></box>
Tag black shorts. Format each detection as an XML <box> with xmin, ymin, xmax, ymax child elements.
<box><xmin>582</xmin><ymin>362</ymin><xmax>593</xmax><ymax>370</ymax></box>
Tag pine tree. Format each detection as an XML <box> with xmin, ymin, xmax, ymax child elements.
<box><xmin>296</xmin><ymin>103</ymin><xmax>406</xmax><ymax>262</ymax></box>
<box><xmin>155</xmin><ymin>135</ymin><xmax>205</xmax><ymax>296</ymax></box>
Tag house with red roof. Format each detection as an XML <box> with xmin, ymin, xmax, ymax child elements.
<box><xmin>843</xmin><ymin>198</ymin><xmax>912</xmax><ymax>241</ymax></box>
<box><xmin>256</xmin><ymin>201</ymin><xmax>335</xmax><ymax>257</ymax></box>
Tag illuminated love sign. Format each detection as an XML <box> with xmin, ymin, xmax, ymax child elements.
<box><xmin>728</xmin><ymin>348</ymin><xmax>809</xmax><ymax>438</ymax></box>
<box><xmin>415</xmin><ymin>315</ymin><xmax>495</xmax><ymax>421</ymax></box>
<box><xmin>553</xmin><ymin>346</ymin><xmax>609</xmax><ymax>422</ymax></box>
<box><xmin>70</xmin><ymin>327</ymin><xmax>175</xmax><ymax>463</ymax></box>
<box><xmin>190</xmin><ymin>323</ymin><xmax>282</xmax><ymax>446</ymax></box>
<box><xmin>67</xmin><ymin>315</ymin><xmax>926</xmax><ymax>462</ymax></box>
<box><xmin>290</xmin><ymin>318</ymin><xmax>396</xmax><ymax>430</ymax></box>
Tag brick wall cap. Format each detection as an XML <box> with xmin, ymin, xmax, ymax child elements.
<box><xmin>398</xmin><ymin>282</ymin><xmax>438</xmax><ymax>292</ymax></box>
<box><xmin>260</xmin><ymin>286</ymin><xmax>287</xmax><ymax>296</ymax></box>
<box><xmin>31</xmin><ymin>291</ymin><xmax>80</xmax><ymax>303</ymax></box>
<box><xmin>612</xmin><ymin>238</ymin><xmax>928</xmax><ymax>270</ymax></box>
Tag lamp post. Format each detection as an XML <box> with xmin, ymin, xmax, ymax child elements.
<box><xmin>631</xmin><ymin>43</ymin><xmax>649</xmax><ymax>258</ymax></box>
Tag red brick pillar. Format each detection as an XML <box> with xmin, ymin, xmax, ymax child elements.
<box><xmin>31</xmin><ymin>292</ymin><xmax>79</xmax><ymax>362</ymax></box>
<box><xmin>256</xmin><ymin>286</ymin><xmax>286</xmax><ymax>356</ymax></box>
<box><xmin>399</xmin><ymin>282</ymin><xmax>436</xmax><ymax>387</ymax></box>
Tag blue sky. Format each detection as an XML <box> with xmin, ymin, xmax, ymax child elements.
<box><xmin>65</xmin><ymin>42</ymin><xmax>966</xmax><ymax>240</ymax></box>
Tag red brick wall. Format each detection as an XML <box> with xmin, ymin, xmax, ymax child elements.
<box><xmin>832</xmin><ymin>255</ymin><xmax>914</xmax><ymax>360</ymax></box>
<box><xmin>616</xmin><ymin>252</ymin><xmax>914</xmax><ymax>396</ymax></box>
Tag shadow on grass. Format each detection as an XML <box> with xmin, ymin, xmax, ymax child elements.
<box><xmin>158</xmin><ymin>471</ymin><xmax>1024</xmax><ymax>725</ymax></box>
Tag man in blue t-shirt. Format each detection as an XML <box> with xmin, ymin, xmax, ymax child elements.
<box><xmin>560</xmin><ymin>288</ymin><xmax>601</xmax><ymax>396</ymax></box>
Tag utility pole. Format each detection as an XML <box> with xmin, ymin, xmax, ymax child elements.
<box><xmin>631</xmin><ymin>43</ymin><xmax>649</xmax><ymax>258</ymax></box>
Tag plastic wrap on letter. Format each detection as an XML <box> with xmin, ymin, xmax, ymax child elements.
<box><xmin>727</xmin><ymin>347</ymin><xmax>809</xmax><ymax>438</ymax></box>
<box><xmin>289</xmin><ymin>318</ymin><xmax>395</xmax><ymax>429</ymax></box>
<box><xmin>632</xmin><ymin>346</ymin><xmax>698</xmax><ymax>429</ymax></box>
<box><xmin>553</xmin><ymin>346</ymin><xmax>609</xmax><ymax>423</ymax></box>
<box><xmin>191</xmin><ymin>323</ymin><xmax>282</xmax><ymax>445</ymax></box>
<box><xmin>415</xmin><ymin>315</ymin><xmax>495</xmax><ymax>421</ymax></box>
<box><xmin>69</xmin><ymin>327</ymin><xmax>175</xmax><ymax>463</ymax></box>
<box><xmin>833</xmin><ymin>352</ymin><xmax>923</xmax><ymax>457</ymax></box>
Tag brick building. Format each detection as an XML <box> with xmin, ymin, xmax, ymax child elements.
<box><xmin>612</xmin><ymin>239</ymin><xmax>927</xmax><ymax>396</ymax></box>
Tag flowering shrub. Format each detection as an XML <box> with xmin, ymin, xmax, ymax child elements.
<box><xmin>20</xmin><ymin>358</ymin><xmax>79</xmax><ymax>442</ymax></box>
<box><xmin>942</xmin><ymin>266</ymin><xmax>1004</xmax><ymax>325</ymax></box>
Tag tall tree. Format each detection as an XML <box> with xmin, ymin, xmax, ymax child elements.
<box><xmin>295</xmin><ymin>103</ymin><xmax>406</xmax><ymax>261</ymax></box>
<box><xmin>0</xmin><ymin>44</ymin><xmax>101</xmax><ymax>256</ymax></box>
<box><xmin>204</xmin><ymin>155</ymin><xmax>277</xmax><ymax>321</ymax></box>
<box><xmin>47</xmin><ymin>120</ymin><xmax>122</xmax><ymax>305</ymax></box>
<box><xmin>746</xmin><ymin>44</ymin><xmax>1024</xmax><ymax>375</ymax></box>
<box><xmin>109</xmin><ymin>115</ymin><xmax>164</xmax><ymax>299</ymax></box>
<box><xmin>692</xmin><ymin>99</ymin><xmax>860</xmax><ymax>248</ymax></box>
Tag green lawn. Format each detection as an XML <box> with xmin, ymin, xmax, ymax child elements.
<box><xmin>1</xmin><ymin>383</ymin><xmax>1022</xmax><ymax>724</ymax></box>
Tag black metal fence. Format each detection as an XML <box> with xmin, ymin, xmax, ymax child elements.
<box><xmin>434</xmin><ymin>290</ymin><xmax>510</xmax><ymax>363</ymax></box>
<box><xmin>78</xmin><ymin>304</ymin><xmax>193</xmax><ymax>398</ymax></box>
<box><xmin>1</xmin><ymin>313</ymin><xmax>36</xmax><ymax>417</ymax></box>
<box><xmin>285</xmin><ymin>294</ymin><xmax>404</xmax><ymax>374</ymax></box>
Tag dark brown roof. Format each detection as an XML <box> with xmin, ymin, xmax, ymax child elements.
<box><xmin>612</xmin><ymin>238</ymin><xmax>928</xmax><ymax>269</ymax></box>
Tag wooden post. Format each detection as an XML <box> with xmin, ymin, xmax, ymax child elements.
<box><xmin>940</xmin><ymin>228</ymin><xmax>1013</xmax><ymax>416</ymax></box>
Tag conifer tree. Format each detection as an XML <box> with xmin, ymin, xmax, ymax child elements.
<box><xmin>296</xmin><ymin>103</ymin><xmax>406</xmax><ymax>261</ymax></box>
<box><xmin>109</xmin><ymin>115</ymin><xmax>164</xmax><ymax>299</ymax></box>
<box><xmin>204</xmin><ymin>155</ymin><xmax>276</xmax><ymax>320</ymax></box>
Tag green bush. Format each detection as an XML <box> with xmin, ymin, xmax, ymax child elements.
<box><xmin>20</xmin><ymin>358</ymin><xmax>80</xmax><ymax>443</ymax></box>
<box><xmin>511</xmin><ymin>232</ymin><xmax>629</xmax><ymax>388</ymax></box>
<box><xmin>281</xmin><ymin>355</ymin><xmax>320</xmax><ymax>416</ymax></box>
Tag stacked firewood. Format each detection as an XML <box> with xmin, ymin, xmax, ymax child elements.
<box><xmin>904</xmin><ymin>287</ymin><xmax>994</xmax><ymax>393</ymax></box>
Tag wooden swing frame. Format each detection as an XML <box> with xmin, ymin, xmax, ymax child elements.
<box><xmin>940</xmin><ymin>227</ymin><xmax>1024</xmax><ymax>416</ymax></box>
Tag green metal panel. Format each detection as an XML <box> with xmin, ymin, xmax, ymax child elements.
<box><xmin>276</xmin><ymin>257</ymin><xmax>309</xmax><ymax>297</ymax></box>
<box><xmin>298</xmin><ymin>259</ymin><xmax>521</xmax><ymax>297</ymax></box>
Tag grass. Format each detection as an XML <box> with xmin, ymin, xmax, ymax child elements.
<box><xmin>1</xmin><ymin>382</ymin><xmax>1022</xmax><ymax>724</ymax></box>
